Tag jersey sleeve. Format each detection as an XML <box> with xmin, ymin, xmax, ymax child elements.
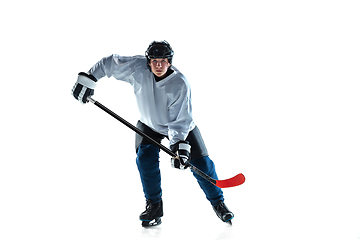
<box><xmin>167</xmin><ymin>80</ymin><xmax>194</xmax><ymax>146</ymax></box>
<box><xmin>88</xmin><ymin>54</ymin><xmax>146</xmax><ymax>84</ymax></box>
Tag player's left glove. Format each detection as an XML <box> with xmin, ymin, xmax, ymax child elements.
<box><xmin>170</xmin><ymin>141</ymin><xmax>191</xmax><ymax>170</ymax></box>
<box><xmin>72</xmin><ymin>72</ymin><xmax>97</xmax><ymax>104</ymax></box>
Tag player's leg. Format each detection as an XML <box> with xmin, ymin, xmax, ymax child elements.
<box><xmin>190</xmin><ymin>156</ymin><xmax>234</xmax><ymax>224</ymax></box>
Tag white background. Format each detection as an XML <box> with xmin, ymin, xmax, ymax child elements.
<box><xmin>1</xmin><ymin>0</ymin><xmax>359</xmax><ymax>239</ymax></box>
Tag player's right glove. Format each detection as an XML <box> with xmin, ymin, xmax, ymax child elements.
<box><xmin>72</xmin><ymin>72</ymin><xmax>97</xmax><ymax>104</ymax></box>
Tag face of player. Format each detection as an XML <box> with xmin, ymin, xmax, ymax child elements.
<box><xmin>149</xmin><ymin>58</ymin><xmax>171</xmax><ymax>77</ymax></box>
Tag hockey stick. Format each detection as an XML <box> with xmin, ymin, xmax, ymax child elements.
<box><xmin>87</xmin><ymin>97</ymin><xmax>245</xmax><ymax>188</ymax></box>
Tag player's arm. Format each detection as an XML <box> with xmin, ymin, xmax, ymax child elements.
<box><xmin>71</xmin><ymin>55</ymin><xmax>143</xmax><ymax>103</ymax></box>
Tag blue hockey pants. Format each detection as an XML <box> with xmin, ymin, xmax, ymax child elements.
<box><xmin>136</xmin><ymin>144</ymin><xmax>224</xmax><ymax>206</ymax></box>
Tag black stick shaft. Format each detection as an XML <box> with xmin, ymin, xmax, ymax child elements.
<box><xmin>87</xmin><ymin>97</ymin><xmax>216</xmax><ymax>185</ymax></box>
<box><xmin>89</xmin><ymin>97</ymin><xmax>175</xmax><ymax>157</ymax></box>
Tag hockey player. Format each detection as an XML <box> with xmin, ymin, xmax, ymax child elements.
<box><xmin>72</xmin><ymin>41</ymin><xmax>234</xmax><ymax>226</ymax></box>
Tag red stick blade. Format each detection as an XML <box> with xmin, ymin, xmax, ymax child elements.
<box><xmin>215</xmin><ymin>173</ymin><xmax>246</xmax><ymax>188</ymax></box>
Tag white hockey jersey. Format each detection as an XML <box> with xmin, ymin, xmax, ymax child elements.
<box><xmin>88</xmin><ymin>54</ymin><xmax>196</xmax><ymax>146</ymax></box>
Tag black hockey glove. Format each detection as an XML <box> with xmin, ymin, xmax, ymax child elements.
<box><xmin>170</xmin><ymin>141</ymin><xmax>191</xmax><ymax>170</ymax></box>
<box><xmin>72</xmin><ymin>72</ymin><xmax>97</xmax><ymax>104</ymax></box>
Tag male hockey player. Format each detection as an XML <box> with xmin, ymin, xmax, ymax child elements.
<box><xmin>72</xmin><ymin>41</ymin><xmax>234</xmax><ymax>227</ymax></box>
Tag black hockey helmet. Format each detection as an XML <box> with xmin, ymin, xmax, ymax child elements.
<box><xmin>145</xmin><ymin>40</ymin><xmax>174</xmax><ymax>66</ymax></box>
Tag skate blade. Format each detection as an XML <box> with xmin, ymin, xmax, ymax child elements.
<box><xmin>225</xmin><ymin>215</ymin><xmax>234</xmax><ymax>225</ymax></box>
<box><xmin>141</xmin><ymin>218</ymin><xmax>162</xmax><ymax>227</ymax></box>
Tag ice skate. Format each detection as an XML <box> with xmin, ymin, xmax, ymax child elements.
<box><xmin>213</xmin><ymin>201</ymin><xmax>234</xmax><ymax>225</ymax></box>
<box><xmin>139</xmin><ymin>199</ymin><xmax>163</xmax><ymax>227</ymax></box>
